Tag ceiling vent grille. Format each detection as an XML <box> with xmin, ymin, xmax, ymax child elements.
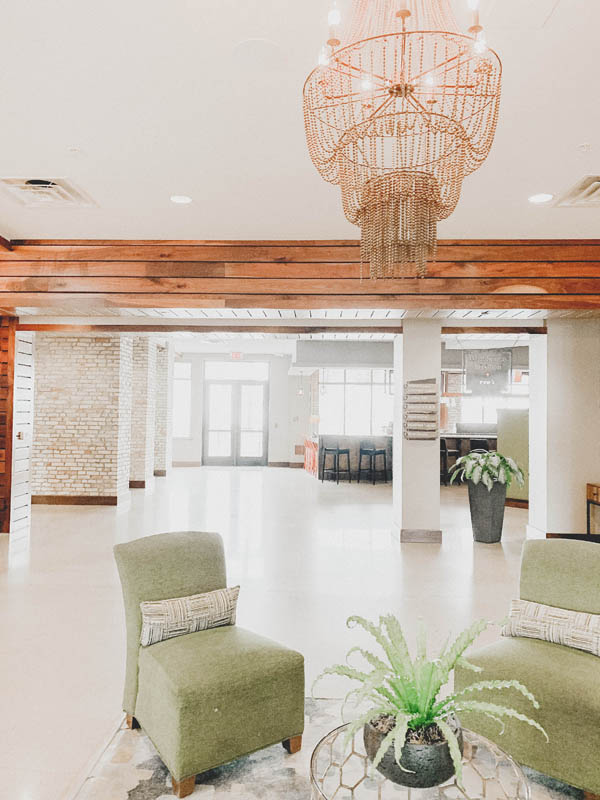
<box><xmin>555</xmin><ymin>175</ymin><xmax>600</xmax><ymax>208</ymax></box>
<box><xmin>0</xmin><ymin>177</ymin><xmax>95</xmax><ymax>207</ymax></box>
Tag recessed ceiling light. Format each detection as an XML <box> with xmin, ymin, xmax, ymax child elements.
<box><xmin>170</xmin><ymin>195</ymin><xmax>192</xmax><ymax>204</ymax></box>
<box><xmin>528</xmin><ymin>192</ymin><xmax>554</xmax><ymax>204</ymax></box>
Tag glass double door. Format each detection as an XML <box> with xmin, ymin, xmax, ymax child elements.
<box><xmin>203</xmin><ymin>381</ymin><xmax>268</xmax><ymax>466</ymax></box>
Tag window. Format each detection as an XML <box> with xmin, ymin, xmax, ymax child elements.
<box><xmin>441</xmin><ymin>367</ymin><xmax>530</xmax><ymax>429</ymax></box>
<box><xmin>173</xmin><ymin>361</ymin><xmax>192</xmax><ymax>438</ymax></box>
<box><xmin>318</xmin><ymin>369</ymin><xmax>394</xmax><ymax>435</ymax></box>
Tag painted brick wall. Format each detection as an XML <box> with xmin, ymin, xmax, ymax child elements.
<box><xmin>154</xmin><ymin>342</ymin><xmax>173</xmax><ymax>475</ymax></box>
<box><xmin>31</xmin><ymin>335</ymin><xmax>132</xmax><ymax>500</ymax></box>
<box><xmin>130</xmin><ymin>337</ymin><xmax>157</xmax><ymax>485</ymax></box>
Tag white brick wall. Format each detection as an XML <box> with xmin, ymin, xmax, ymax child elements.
<box><xmin>130</xmin><ymin>337</ymin><xmax>157</xmax><ymax>485</ymax></box>
<box><xmin>154</xmin><ymin>342</ymin><xmax>173</xmax><ymax>475</ymax></box>
<box><xmin>31</xmin><ymin>335</ymin><xmax>132</xmax><ymax>500</ymax></box>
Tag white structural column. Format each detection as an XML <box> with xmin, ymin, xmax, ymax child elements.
<box><xmin>130</xmin><ymin>336</ymin><xmax>157</xmax><ymax>489</ymax></box>
<box><xmin>154</xmin><ymin>342</ymin><xmax>173</xmax><ymax>477</ymax></box>
<box><xmin>529</xmin><ymin>319</ymin><xmax>600</xmax><ymax>536</ymax></box>
<box><xmin>393</xmin><ymin>319</ymin><xmax>442</xmax><ymax>541</ymax></box>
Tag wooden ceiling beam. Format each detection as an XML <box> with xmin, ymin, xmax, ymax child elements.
<box><xmin>6</xmin><ymin>293</ymin><xmax>600</xmax><ymax>309</ymax></box>
<box><xmin>16</xmin><ymin>323</ymin><xmax>547</xmax><ymax>335</ymax></box>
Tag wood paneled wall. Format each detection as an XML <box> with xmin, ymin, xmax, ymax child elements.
<box><xmin>1</xmin><ymin>239</ymin><xmax>600</xmax><ymax>310</ymax></box>
<box><xmin>0</xmin><ymin>318</ymin><xmax>16</xmax><ymax>532</ymax></box>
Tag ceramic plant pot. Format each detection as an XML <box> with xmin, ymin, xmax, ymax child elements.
<box><xmin>363</xmin><ymin>716</ymin><xmax>463</xmax><ymax>788</ymax></box>
<box><xmin>467</xmin><ymin>480</ymin><xmax>507</xmax><ymax>543</ymax></box>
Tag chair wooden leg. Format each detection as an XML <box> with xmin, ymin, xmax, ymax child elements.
<box><xmin>172</xmin><ymin>774</ymin><xmax>196</xmax><ymax>798</ymax></box>
<box><xmin>283</xmin><ymin>735</ymin><xmax>302</xmax><ymax>754</ymax></box>
<box><xmin>583</xmin><ymin>793</ymin><xmax>600</xmax><ymax>800</ymax></box>
<box><xmin>125</xmin><ymin>715</ymin><xmax>140</xmax><ymax>729</ymax></box>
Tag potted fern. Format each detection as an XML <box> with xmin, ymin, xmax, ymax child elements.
<box><xmin>316</xmin><ymin>615</ymin><xmax>546</xmax><ymax>789</ymax></box>
<box><xmin>450</xmin><ymin>451</ymin><xmax>524</xmax><ymax>543</ymax></box>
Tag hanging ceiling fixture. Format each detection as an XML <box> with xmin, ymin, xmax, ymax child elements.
<box><xmin>303</xmin><ymin>0</ymin><xmax>502</xmax><ymax>278</ymax></box>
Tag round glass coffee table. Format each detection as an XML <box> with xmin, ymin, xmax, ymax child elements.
<box><xmin>310</xmin><ymin>724</ymin><xmax>530</xmax><ymax>800</ymax></box>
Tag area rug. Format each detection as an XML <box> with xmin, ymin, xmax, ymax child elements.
<box><xmin>73</xmin><ymin>699</ymin><xmax>583</xmax><ymax>800</ymax></box>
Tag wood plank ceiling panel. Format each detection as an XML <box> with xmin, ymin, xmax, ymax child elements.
<box><xmin>2</xmin><ymin>239</ymin><xmax>600</xmax><ymax>313</ymax></box>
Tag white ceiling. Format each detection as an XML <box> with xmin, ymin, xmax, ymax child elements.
<box><xmin>1</xmin><ymin>0</ymin><xmax>598</xmax><ymax>240</ymax></box>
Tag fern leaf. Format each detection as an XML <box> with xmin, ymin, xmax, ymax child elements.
<box><xmin>453</xmin><ymin>679</ymin><xmax>540</xmax><ymax>709</ymax></box>
<box><xmin>436</xmin><ymin>619</ymin><xmax>488</xmax><ymax>686</ymax></box>
<box><xmin>436</xmin><ymin>719</ymin><xmax>464</xmax><ymax>789</ymax></box>
<box><xmin>456</xmin><ymin>656</ymin><xmax>483</xmax><ymax>673</ymax></box>
<box><xmin>379</xmin><ymin>614</ymin><xmax>416</xmax><ymax>679</ymax></box>
<box><xmin>346</xmin><ymin>646</ymin><xmax>390</xmax><ymax>674</ymax></box>
<box><xmin>347</xmin><ymin>615</ymin><xmax>405</xmax><ymax>675</ymax></box>
<box><xmin>392</xmin><ymin>714</ymin><xmax>411</xmax><ymax>770</ymax></box>
<box><xmin>454</xmin><ymin>701</ymin><xmax>549</xmax><ymax>742</ymax></box>
<box><xmin>371</xmin><ymin>726</ymin><xmax>399</xmax><ymax>772</ymax></box>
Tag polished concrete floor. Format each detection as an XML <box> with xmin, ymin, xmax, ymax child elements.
<box><xmin>0</xmin><ymin>467</ymin><xmax>530</xmax><ymax>800</ymax></box>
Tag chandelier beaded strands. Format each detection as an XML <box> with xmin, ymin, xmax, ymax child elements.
<box><xmin>303</xmin><ymin>0</ymin><xmax>502</xmax><ymax>278</ymax></box>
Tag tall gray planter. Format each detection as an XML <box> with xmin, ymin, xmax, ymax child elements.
<box><xmin>467</xmin><ymin>481</ymin><xmax>507</xmax><ymax>543</ymax></box>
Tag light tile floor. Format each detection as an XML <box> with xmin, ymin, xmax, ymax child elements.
<box><xmin>0</xmin><ymin>467</ymin><xmax>530</xmax><ymax>800</ymax></box>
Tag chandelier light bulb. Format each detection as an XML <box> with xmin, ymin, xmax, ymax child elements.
<box><xmin>474</xmin><ymin>30</ymin><xmax>487</xmax><ymax>53</ymax></box>
<box><xmin>318</xmin><ymin>45</ymin><xmax>330</xmax><ymax>66</ymax></box>
<box><xmin>328</xmin><ymin>3</ymin><xmax>341</xmax><ymax>26</ymax></box>
<box><xmin>361</xmin><ymin>77</ymin><xmax>374</xmax><ymax>91</ymax></box>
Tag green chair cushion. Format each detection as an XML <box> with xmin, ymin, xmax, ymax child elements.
<box><xmin>135</xmin><ymin>625</ymin><xmax>305</xmax><ymax>780</ymax></box>
<box><xmin>455</xmin><ymin>636</ymin><xmax>600</xmax><ymax>793</ymax></box>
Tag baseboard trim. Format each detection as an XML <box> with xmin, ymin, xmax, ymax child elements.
<box><xmin>153</xmin><ymin>469</ymin><xmax>167</xmax><ymax>477</ymax></box>
<box><xmin>172</xmin><ymin>461</ymin><xmax>202</xmax><ymax>467</ymax></box>
<box><xmin>32</xmin><ymin>495</ymin><xmax>118</xmax><ymax>506</ymax></box>
<box><xmin>268</xmin><ymin>461</ymin><xmax>290</xmax><ymax>468</ymax></box>
<box><xmin>129</xmin><ymin>480</ymin><xmax>146</xmax><ymax>489</ymax></box>
<box><xmin>506</xmin><ymin>498</ymin><xmax>529</xmax><ymax>509</ymax></box>
<box><xmin>546</xmin><ymin>532</ymin><xmax>600</xmax><ymax>543</ymax></box>
<box><xmin>289</xmin><ymin>462</ymin><xmax>303</xmax><ymax>468</ymax></box>
<box><xmin>401</xmin><ymin>528</ymin><xmax>443</xmax><ymax>543</ymax></box>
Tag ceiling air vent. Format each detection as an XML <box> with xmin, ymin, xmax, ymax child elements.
<box><xmin>0</xmin><ymin>177</ymin><xmax>95</xmax><ymax>207</ymax></box>
<box><xmin>555</xmin><ymin>175</ymin><xmax>600</xmax><ymax>208</ymax></box>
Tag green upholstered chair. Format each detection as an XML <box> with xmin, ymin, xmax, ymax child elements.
<box><xmin>114</xmin><ymin>531</ymin><xmax>305</xmax><ymax>798</ymax></box>
<box><xmin>455</xmin><ymin>539</ymin><xmax>600</xmax><ymax>798</ymax></box>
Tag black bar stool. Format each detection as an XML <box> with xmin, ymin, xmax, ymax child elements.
<box><xmin>469</xmin><ymin>438</ymin><xmax>490</xmax><ymax>452</ymax></box>
<box><xmin>440</xmin><ymin>438</ymin><xmax>459</xmax><ymax>486</ymax></box>
<box><xmin>358</xmin><ymin>440</ymin><xmax>388</xmax><ymax>484</ymax></box>
<box><xmin>321</xmin><ymin>444</ymin><xmax>351</xmax><ymax>484</ymax></box>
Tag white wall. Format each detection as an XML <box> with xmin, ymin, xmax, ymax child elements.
<box><xmin>171</xmin><ymin>354</ymin><xmax>303</xmax><ymax>466</ymax></box>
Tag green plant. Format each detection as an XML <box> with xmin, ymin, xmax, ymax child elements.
<box><xmin>315</xmin><ymin>615</ymin><xmax>547</xmax><ymax>787</ymax></box>
<box><xmin>450</xmin><ymin>450</ymin><xmax>524</xmax><ymax>492</ymax></box>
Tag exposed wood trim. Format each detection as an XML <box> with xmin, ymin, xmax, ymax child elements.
<box><xmin>17</xmin><ymin>323</ymin><xmax>548</xmax><ymax>335</ymax></box>
<box><xmin>153</xmin><ymin>469</ymin><xmax>167</xmax><ymax>477</ymax></box>
<box><xmin>129</xmin><ymin>480</ymin><xmax>146</xmax><ymax>489</ymax></box>
<box><xmin>441</xmin><ymin>326</ymin><xmax>547</xmax><ymax>335</ymax></box>
<box><xmin>505</xmin><ymin>498</ymin><xmax>529</xmax><ymax>509</ymax></box>
<box><xmin>31</xmin><ymin>495</ymin><xmax>119</xmax><ymax>505</ymax></box>
<box><xmin>0</xmin><ymin>236</ymin><xmax>12</xmax><ymax>252</ymax></box>
<box><xmin>0</xmin><ymin>318</ymin><xmax>16</xmax><ymax>532</ymax></box>
<box><xmin>6</xmin><ymin>293</ymin><xmax>600</xmax><ymax>309</ymax></box>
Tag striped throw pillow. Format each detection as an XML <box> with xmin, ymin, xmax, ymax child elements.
<box><xmin>140</xmin><ymin>585</ymin><xmax>240</xmax><ymax>647</ymax></box>
<box><xmin>502</xmin><ymin>598</ymin><xmax>600</xmax><ymax>657</ymax></box>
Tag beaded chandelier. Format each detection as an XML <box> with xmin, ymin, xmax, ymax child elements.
<box><xmin>303</xmin><ymin>0</ymin><xmax>502</xmax><ymax>277</ymax></box>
